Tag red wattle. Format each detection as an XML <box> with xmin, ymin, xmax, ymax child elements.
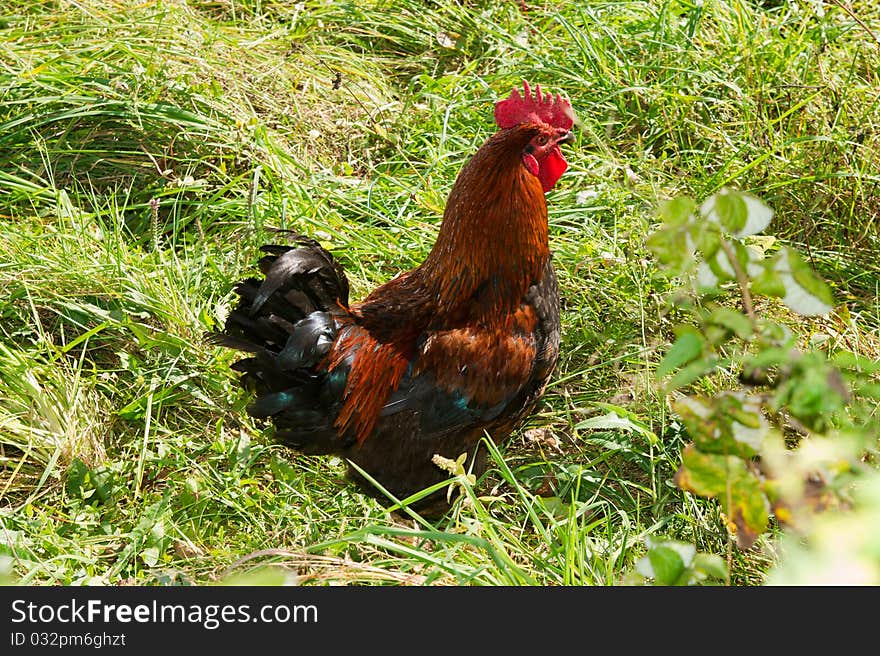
<box><xmin>537</xmin><ymin>147</ymin><xmax>568</xmax><ymax>192</ymax></box>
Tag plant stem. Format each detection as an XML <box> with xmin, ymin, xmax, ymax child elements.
<box><xmin>719</xmin><ymin>238</ymin><xmax>756</xmax><ymax>323</ymax></box>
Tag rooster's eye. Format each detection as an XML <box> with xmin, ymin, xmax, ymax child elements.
<box><xmin>537</xmin><ymin>135</ymin><xmax>548</xmax><ymax>146</ymax></box>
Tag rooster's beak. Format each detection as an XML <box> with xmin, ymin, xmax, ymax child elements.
<box><xmin>557</xmin><ymin>131</ymin><xmax>576</xmax><ymax>146</ymax></box>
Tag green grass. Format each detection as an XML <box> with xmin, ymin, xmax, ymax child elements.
<box><xmin>1</xmin><ymin>0</ymin><xmax>878</xmax><ymax>585</ymax></box>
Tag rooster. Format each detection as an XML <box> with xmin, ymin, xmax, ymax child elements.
<box><xmin>212</xmin><ymin>81</ymin><xmax>575</xmax><ymax>513</ymax></box>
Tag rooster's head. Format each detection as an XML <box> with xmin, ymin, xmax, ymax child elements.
<box><xmin>494</xmin><ymin>81</ymin><xmax>576</xmax><ymax>192</ymax></box>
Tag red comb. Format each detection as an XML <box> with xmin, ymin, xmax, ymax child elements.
<box><xmin>494</xmin><ymin>80</ymin><xmax>574</xmax><ymax>131</ymax></box>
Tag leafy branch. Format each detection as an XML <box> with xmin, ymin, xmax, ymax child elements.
<box><xmin>641</xmin><ymin>188</ymin><xmax>880</xmax><ymax>583</ymax></box>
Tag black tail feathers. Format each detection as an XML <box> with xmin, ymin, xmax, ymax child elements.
<box><xmin>209</xmin><ymin>234</ymin><xmax>351</xmax><ymax>450</ymax></box>
<box><xmin>210</xmin><ymin>234</ymin><xmax>349</xmax><ymax>357</ymax></box>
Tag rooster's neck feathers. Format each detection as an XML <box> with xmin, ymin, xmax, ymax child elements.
<box><xmin>424</xmin><ymin>125</ymin><xmax>549</xmax><ymax>315</ymax></box>
<box><xmin>356</xmin><ymin>124</ymin><xmax>550</xmax><ymax>338</ymax></box>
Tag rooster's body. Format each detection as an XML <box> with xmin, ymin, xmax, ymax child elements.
<box><xmin>214</xmin><ymin>82</ymin><xmax>574</xmax><ymax>512</ymax></box>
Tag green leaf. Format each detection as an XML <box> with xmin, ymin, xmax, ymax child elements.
<box><xmin>65</xmin><ymin>459</ymin><xmax>89</xmax><ymax>500</ymax></box>
<box><xmin>710</xmin><ymin>190</ymin><xmax>748</xmax><ymax>234</ymax></box>
<box><xmin>692</xmin><ymin>222</ymin><xmax>721</xmax><ymax>258</ymax></box>
<box><xmin>645</xmin><ymin>546</ymin><xmax>686</xmax><ymax>585</ymax></box>
<box><xmin>693</xmin><ymin>553</ymin><xmax>728</xmax><ymax>580</ymax></box>
<box><xmin>660</xmin><ymin>539</ymin><xmax>697</xmax><ymax>568</ymax></box>
<box><xmin>658</xmin><ymin>196</ymin><xmax>696</xmax><ymax>227</ymax></box>
<box><xmin>701</xmin><ymin>189</ymin><xmax>773</xmax><ymax>237</ymax></box>
<box><xmin>65</xmin><ymin>458</ymin><xmax>115</xmax><ymax>504</ymax></box>
<box><xmin>674</xmin><ymin>445</ymin><xmax>731</xmax><ymax>497</ymax></box>
<box><xmin>788</xmin><ymin>248</ymin><xmax>834</xmax><ymax>304</ymax></box>
<box><xmin>674</xmin><ymin>445</ymin><xmax>769</xmax><ymax>548</ymax></box>
<box><xmin>219</xmin><ymin>566</ymin><xmax>299</xmax><ymax>586</ymax></box>
<box><xmin>730</xmin><ymin>239</ymin><xmax>752</xmax><ymax>274</ymax></box>
<box><xmin>774</xmin><ymin>248</ymin><xmax>834</xmax><ymax>316</ymax></box>
<box><xmin>646</xmin><ymin>225</ymin><xmax>690</xmax><ymax>270</ymax></box>
<box><xmin>635</xmin><ymin>538</ymin><xmax>726</xmax><ymax>585</ymax></box>
<box><xmin>832</xmin><ymin>351</ymin><xmax>880</xmax><ymax>374</ymax></box>
<box><xmin>665</xmin><ymin>356</ymin><xmax>716</xmax><ymax>391</ymax></box>
<box><xmin>140</xmin><ymin>546</ymin><xmax>160</xmax><ymax>567</ymax></box>
<box><xmin>637</xmin><ymin>538</ymin><xmax>701</xmax><ymax>585</ymax></box>
<box><xmin>744</xmin><ymin>346</ymin><xmax>794</xmax><ymax>371</ymax></box>
<box><xmin>772</xmin><ymin>353</ymin><xmax>848</xmax><ymax>432</ymax></box>
<box><xmin>575</xmin><ymin>407</ymin><xmax>659</xmax><ymax>444</ymax></box>
<box><xmin>707</xmin><ymin>306</ymin><xmax>753</xmax><ymax>339</ymax></box>
<box><xmin>738</xmin><ymin>193</ymin><xmax>774</xmax><ymax>236</ymax></box>
<box><xmin>704</xmin><ymin>247</ymin><xmax>737</xmax><ymax>283</ymax></box>
<box><xmin>854</xmin><ymin>382</ymin><xmax>880</xmax><ymax>400</ymax></box>
<box><xmin>672</xmin><ymin>394</ymin><xmax>767</xmax><ymax>458</ymax></box>
<box><xmin>535</xmin><ymin>496</ymin><xmax>573</xmax><ymax>520</ymax></box>
<box><xmin>657</xmin><ymin>328</ymin><xmax>705</xmax><ymax>378</ymax></box>
<box><xmin>750</xmin><ymin>265</ymin><xmax>787</xmax><ymax>299</ymax></box>
<box><xmin>695</xmin><ymin>261</ymin><xmax>719</xmax><ymax>290</ymax></box>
